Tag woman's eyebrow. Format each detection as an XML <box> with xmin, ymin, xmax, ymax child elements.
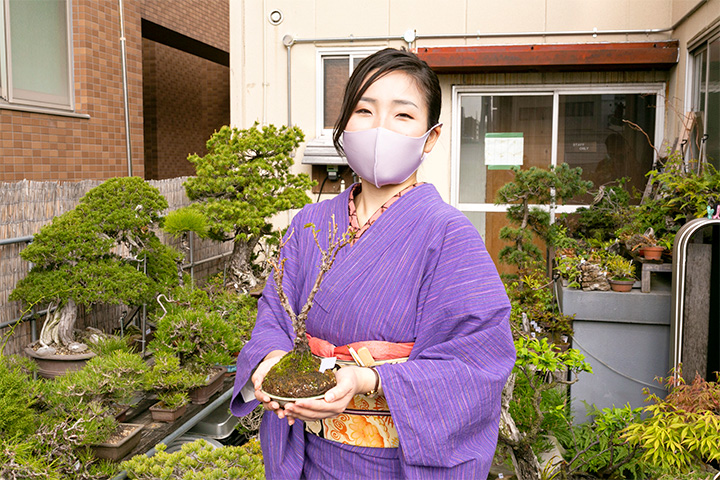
<box><xmin>358</xmin><ymin>96</ymin><xmax>418</xmax><ymax>109</ymax></box>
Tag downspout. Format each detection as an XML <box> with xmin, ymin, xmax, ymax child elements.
<box><xmin>118</xmin><ymin>0</ymin><xmax>132</xmax><ymax>176</ymax></box>
<box><xmin>282</xmin><ymin>26</ymin><xmax>677</xmax><ymax>128</ymax></box>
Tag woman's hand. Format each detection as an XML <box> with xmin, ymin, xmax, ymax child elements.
<box><xmin>282</xmin><ymin>365</ymin><xmax>378</xmax><ymax>426</ymax></box>
<box><xmin>252</xmin><ymin>350</ymin><xmax>289</xmax><ymax>419</ymax></box>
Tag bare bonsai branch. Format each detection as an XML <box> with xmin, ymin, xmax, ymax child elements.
<box><xmin>269</xmin><ymin>215</ymin><xmax>353</xmax><ymax>353</ymax></box>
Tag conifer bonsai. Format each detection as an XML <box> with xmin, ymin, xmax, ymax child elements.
<box><xmin>10</xmin><ymin>177</ymin><xmax>180</xmax><ymax>355</ymax></box>
<box><xmin>262</xmin><ymin>218</ymin><xmax>352</xmax><ymax>400</ymax></box>
<box><xmin>171</xmin><ymin>123</ymin><xmax>314</xmax><ymax>290</ymax></box>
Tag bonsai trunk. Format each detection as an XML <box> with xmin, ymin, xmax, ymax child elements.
<box><xmin>227</xmin><ymin>237</ymin><xmax>260</xmax><ymax>290</ymax></box>
<box><xmin>499</xmin><ymin>372</ymin><xmax>543</xmax><ymax>480</ymax></box>
<box><xmin>40</xmin><ymin>299</ymin><xmax>78</xmax><ymax>348</ymax></box>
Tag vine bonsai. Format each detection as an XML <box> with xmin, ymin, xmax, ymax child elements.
<box><xmin>10</xmin><ymin>177</ymin><xmax>180</xmax><ymax>354</ymax></box>
<box><xmin>173</xmin><ymin>123</ymin><xmax>314</xmax><ymax>290</ymax></box>
<box><xmin>262</xmin><ymin>217</ymin><xmax>353</xmax><ymax>399</ymax></box>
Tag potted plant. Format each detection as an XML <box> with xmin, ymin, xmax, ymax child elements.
<box><xmin>145</xmin><ymin>352</ymin><xmax>205</xmax><ymax>422</ymax></box>
<box><xmin>261</xmin><ymin>218</ymin><xmax>353</xmax><ymax>403</ymax></box>
<box><xmin>121</xmin><ymin>437</ymin><xmax>265</xmax><ymax>479</ymax></box>
<box><xmin>42</xmin><ymin>350</ymin><xmax>149</xmax><ymax>461</ymax></box>
<box><xmin>9</xmin><ymin>177</ymin><xmax>180</xmax><ymax>377</ymax></box>
<box><xmin>149</xmin><ymin>284</ymin><xmax>248</xmax><ymax>405</ymax></box>
<box><xmin>604</xmin><ymin>254</ymin><xmax>636</xmax><ymax>292</ymax></box>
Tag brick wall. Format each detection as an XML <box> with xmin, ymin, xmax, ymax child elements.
<box><xmin>0</xmin><ymin>0</ymin><xmax>228</xmax><ymax>183</ymax></box>
<box><xmin>144</xmin><ymin>40</ymin><xmax>230</xmax><ymax>180</ymax></box>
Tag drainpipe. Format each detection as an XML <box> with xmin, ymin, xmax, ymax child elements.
<box><xmin>118</xmin><ymin>0</ymin><xmax>132</xmax><ymax>176</ymax></box>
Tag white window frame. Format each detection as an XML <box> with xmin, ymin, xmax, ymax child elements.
<box><xmin>451</xmin><ymin>83</ymin><xmax>666</xmax><ymax>218</ymax></box>
<box><xmin>0</xmin><ymin>0</ymin><xmax>75</xmax><ymax>112</ymax></box>
<box><xmin>687</xmin><ymin>28</ymin><xmax>720</xmax><ymax>165</ymax></box>
<box><xmin>315</xmin><ymin>47</ymin><xmax>379</xmax><ymax>137</ymax></box>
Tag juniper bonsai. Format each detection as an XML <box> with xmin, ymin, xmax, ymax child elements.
<box><xmin>173</xmin><ymin>123</ymin><xmax>314</xmax><ymax>290</ymax></box>
<box><xmin>10</xmin><ymin>177</ymin><xmax>180</xmax><ymax>353</ymax></box>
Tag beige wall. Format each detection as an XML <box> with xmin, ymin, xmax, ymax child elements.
<box><xmin>230</xmin><ymin>0</ymin><xmax>717</xmax><ymax>209</ymax></box>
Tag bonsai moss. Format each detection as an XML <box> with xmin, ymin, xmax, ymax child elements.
<box><xmin>262</xmin><ymin>350</ymin><xmax>336</xmax><ymax>399</ymax></box>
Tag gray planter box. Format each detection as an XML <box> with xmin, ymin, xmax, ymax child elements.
<box><xmin>557</xmin><ymin>279</ymin><xmax>671</xmax><ymax>423</ymax></box>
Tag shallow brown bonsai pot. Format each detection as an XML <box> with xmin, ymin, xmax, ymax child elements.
<box><xmin>189</xmin><ymin>366</ymin><xmax>226</xmax><ymax>405</ymax></box>
<box><xmin>149</xmin><ymin>401</ymin><xmax>188</xmax><ymax>422</ymax></box>
<box><xmin>91</xmin><ymin>423</ymin><xmax>144</xmax><ymax>461</ymax></box>
<box><xmin>24</xmin><ymin>342</ymin><xmax>96</xmax><ymax>378</ymax></box>
<box><xmin>609</xmin><ymin>279</ymin><xmax>634</xmax><ymax>292</ymax></box>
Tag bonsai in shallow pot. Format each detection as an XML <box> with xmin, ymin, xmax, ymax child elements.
<box><xmin>261</xmin><ymin>218</ymin><xmax>353</xmax><ymax>402</ymax></box>
<box><xmin>9</xmin><ymin>177</ymin><xmax>179</xmax><ymax>376</ymax></box>
<box><xmin>149</xmin><ymin>285</ymin><xmax>249</xmax><ymax>404</ymax></box>
<box><xmin>604</xmin><ymin>254</ymin><xmax>636</xmax><ymax>292</ymax></box>
<box><xmin>144</xmin><ymin>352</ymin><xmax>205</xmax><ymax>422</ymax></box>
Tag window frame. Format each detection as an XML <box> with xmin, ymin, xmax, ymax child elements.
<box><xmin>315</xmin><ymin>47</ymin><xmax>379</xmax><ymax>137</ymax></box>
<box><xmin>688</xmin><ymin>29</ymin><xmax>720</xmax><ymax>165</ymax></box>
<box><xmin>0</xmin><ymin>0</ymin><xmax>75</xmax><ymax>112</ymax></box>
<box><xmin>451</xmin><ymin>83</ymin><xmax>666</xmax><ymax>216</ymax></box>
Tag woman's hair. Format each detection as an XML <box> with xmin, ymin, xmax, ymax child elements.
<box><xmin>332</xmin><ymin>48</ymin><xmax>441</xmax><ymax>154</ymax></box>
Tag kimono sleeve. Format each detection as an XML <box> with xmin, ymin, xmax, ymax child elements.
<box><xmin>379</xmin><ymin>213</ymin><xmax>516</xmax><ymax>478</ymax></box>
<box><xmin>230</xmin><ymin>213</ymin><xmax>307</xmax><ymax>417</ymax></box>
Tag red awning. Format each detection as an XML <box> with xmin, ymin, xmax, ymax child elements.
<box><xmin>416</xmin><ymin>41</ymin><xmax>679</xmax><ymax>72</ymax></box>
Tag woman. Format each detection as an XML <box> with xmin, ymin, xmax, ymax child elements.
<box><xmin>231</xmin><ymin>48</ymin><xmax>515</xmax><ymax>479</ymax></box>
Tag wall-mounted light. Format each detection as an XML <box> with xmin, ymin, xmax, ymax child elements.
<box><xmin>268</xmin><ymin>9</ymin><xmax>283</xmax><ymax>25</ymax></box>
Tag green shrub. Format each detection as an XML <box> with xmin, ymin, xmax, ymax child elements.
<box><xmin>121</xmin><ymin>438</ymin><xmax>265</xmax><ymax>480</ymax></box>
<box><xmin>0</xmin><ymin>355</ymin><xmax>41</xmax><ymax>439</ymax></box>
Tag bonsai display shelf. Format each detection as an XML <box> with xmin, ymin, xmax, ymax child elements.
<box><xmin>639</xmin><ymin>259</ymin><xmax>672</xmax><ymax>293</ymax></box>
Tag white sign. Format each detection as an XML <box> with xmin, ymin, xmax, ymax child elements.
<box><xmin>485</xmin><ymin>133</ymin><xmax>524</xmax><ymax>169</ymax></box>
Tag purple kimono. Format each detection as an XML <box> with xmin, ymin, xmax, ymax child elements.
<box><xmin>231</xmin><ymin>183</ymin><xmax>515</xmax><ymax>479</ymax></box>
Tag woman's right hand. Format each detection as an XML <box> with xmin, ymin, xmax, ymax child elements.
<box><xmin>252</xmin><ymin>350</ymin><xmax>287</xmax><ymax>418</ymax></box>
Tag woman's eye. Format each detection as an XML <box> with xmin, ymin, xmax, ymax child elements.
<box><xmin>355</xmin><ymin>108</ymin><xmax>371</xmax><ymax>114</ymax></box>
<box><xmin>397</xmin><ymin>113</ymin><xmax>413</xmax><ymax>119</ymax></box>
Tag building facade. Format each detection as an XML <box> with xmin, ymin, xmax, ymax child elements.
<box><xmin>0</xmin><ymin>0</ymin><xmax>229</xmax><ymax>182</ymax></box>
<box><xmin>230</xmin><ymin>0</ymin><xmax>719</xmax><ymax>267</ymax></box>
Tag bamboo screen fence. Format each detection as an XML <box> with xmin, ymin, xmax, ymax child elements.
<box><xmin>0</xmin><ymin>177</ymin><xmax>232</xmax><ymax>357</ymax></box>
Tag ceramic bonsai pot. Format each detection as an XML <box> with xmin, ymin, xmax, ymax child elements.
<box><xmin>91</xmin><ymin>423</ymin><xmax>144</xmax><ymax>461</ymax></box>
<box><xmin>149</xmin><ymin>401</ymin><xmax>188</xmax><ymax>423</ymax></box>
<box><xmin>640</xmin><ymin>246</ymin><xmax>664</xmax><ymax>261</ymax></box>
<box><xmin>24</xmin><ymin>342</ymin><xmax>95</xmax><ymax>378</ymax></box>
<box><xmin>609</xmin><ymin>279</ymin><xmax>635</xmax><ymax>292</ymax></box>
<box><xmin>260</xmin><ymin>390</ymin><xmax>325</xmax><ymax>408</ymax></box>
<box><xmin>189</xmin><ymin>367</ymin><xmax>226</xmax><ymax>405</ymax></box>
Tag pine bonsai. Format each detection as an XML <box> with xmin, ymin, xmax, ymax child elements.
<box><xmin>262</xmin><ymin>217</ymin><xmax>353</xmax><ymax>399</ymax></box>
<box><xmin>10</xmin><ymin>177</ymin><xmax>180</xmax><ymax>354</ymax></box>
<box><xmin>173</xmin><ymin>123</ymin><xmax>314</xmax><ymax>290</ymax></box>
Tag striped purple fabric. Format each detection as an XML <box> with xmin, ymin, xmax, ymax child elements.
<box><xmin>231</xmin><ymin>183</ymin><xmax>516</xmax><ymax>479</ymax></box>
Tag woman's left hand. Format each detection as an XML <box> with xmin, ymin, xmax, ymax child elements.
<box><xmin>282</xmin><ymin>365</ymin><xmax>376</xmax><ymax>425</ymax></box>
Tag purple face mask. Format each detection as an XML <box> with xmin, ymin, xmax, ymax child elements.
<box><xmin>342</xmin><ymin>124</ymin><xmax>441</xmax><ymax>188</ymax></box>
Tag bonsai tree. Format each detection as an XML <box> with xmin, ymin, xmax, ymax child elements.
<box><xmin>171</xmin><ymin>123</ymin><xmax>314</xmax><ymax>290</ymax></box>
<box><xmin>121</xmin><ymin>438</ymin><xmax>265</xmax><ymax>480</ymax></box>
<box><xmin>10</xmin><ymin>177</ymin><xmax>180</xmax><ymax>354</ymax></box>
<box><xmin>149</xmin><ymin>284</ymin><xmax>248</xmax><ymax>376</ymax></box>
<box><xmin>496</xmin><ymin>164</ymin><xmax>592</xmax><ymax>271</ymax></box>
<box><xmin>144</xmin><ymin>351</ymin><xmax>205</xmax><ymax>410</ymax></box>
<box><xmin>262</xmin><ymin>217</ymin><xmax>353</xmax><ymax>399</ymax></box>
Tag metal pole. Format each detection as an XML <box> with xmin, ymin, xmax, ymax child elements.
<box><xmin>118</xmin><ymin>0</ymin><xmax>132</xmax><ymax>176</ymax></box>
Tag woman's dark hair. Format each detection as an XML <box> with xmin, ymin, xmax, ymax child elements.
<box><xmin>332</xmin><ymin>48</ymin><xmax>441</xmax><ymax>154</ymax></box>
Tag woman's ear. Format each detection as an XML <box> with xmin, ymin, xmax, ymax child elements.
<box><xmin>423</xmin><ymin>124</ymin><xmax>442</xmax><ymax>154</ymax></box>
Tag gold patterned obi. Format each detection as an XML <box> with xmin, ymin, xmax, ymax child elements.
<box><xmin>304</xmin><ymin>334</ymin><xmax>412</xmax><ymax>448</ymax></box>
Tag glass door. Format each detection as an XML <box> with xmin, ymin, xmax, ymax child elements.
<box><xmin>454</xmin><ymin>86</ymin><xmax>662</xmax><ymax>272</ymax></box>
